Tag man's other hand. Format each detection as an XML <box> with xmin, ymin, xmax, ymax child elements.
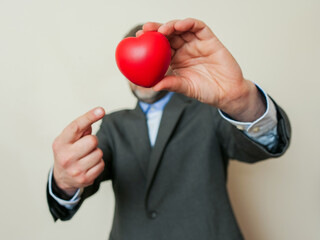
<box><xmin>52</xmin><ymin>107</ymin><xmax>105</xmax><ymax>196</ymax></box>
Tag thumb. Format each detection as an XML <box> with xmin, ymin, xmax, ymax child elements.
<box><xmin>152</xmin><ymin>75</ymin><xmax>188</xmax><ymax>95</ymax></box>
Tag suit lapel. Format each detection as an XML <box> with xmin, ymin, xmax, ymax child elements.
<box><xmin>127</xmin><ymin>104</ymin><xmax>151</xmax><ymax>179</ymax></box>
<box><xmin>145</xmin><ymin>94</ymin><xmax>190</xmax><ymax>201</ymax></box>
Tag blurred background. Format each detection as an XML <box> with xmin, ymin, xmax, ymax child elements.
<box><xmin>0</xmin><ymin>0</ymin><xmax>319</xmax><ymax>239</ymax></box>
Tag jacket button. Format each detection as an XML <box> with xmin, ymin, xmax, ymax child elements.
<box><xmin>149</xmin><ymin>211</ymin><xmax>158</xmax><ymax>219</ymax></box>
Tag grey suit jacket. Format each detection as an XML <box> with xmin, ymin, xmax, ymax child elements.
<box><xmin>47</xmin><ymin>93</ymin><xmax>291</xmax><ymax>240</ymax></box>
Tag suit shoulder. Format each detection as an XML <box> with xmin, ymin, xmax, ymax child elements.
<box><xmin>106</xmin><ymin>108</ymin><xmax>135</xmax><ymax>119</ymax></box>
<box><xmin>99</xmin><ymin>108</ymin><xmax>136</xmax><ymax>127</ymax></box>
<box><xmin>172</xmin><ymin>93</ymin><xmax>221</xmax><ymax>128</ymax></box>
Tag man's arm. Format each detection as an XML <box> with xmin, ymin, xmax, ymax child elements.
<box><xmin>216</xmin><ymin>83</ymin><xmax>290</xmax><ymax>161</ymax></box>
<box><xmin>139</xmin><ymin>18</ymin><xmax>290</xmax><ymax>158</ymax></box>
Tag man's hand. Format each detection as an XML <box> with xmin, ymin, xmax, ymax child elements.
<box><xmin>137</xmin><ymin>18</ymin><xmax>266</xmax><ymax>122</ymax></box>
<box><xmin>52</xmin><ymin>107</ymin><xmax>105</xmax><ymax>196</ymax></box>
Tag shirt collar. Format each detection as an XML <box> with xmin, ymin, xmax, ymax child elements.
<box><xmin>139</xmin><ymin>92</ymin><xmax>174</xmax><ymax>114</ymax></box>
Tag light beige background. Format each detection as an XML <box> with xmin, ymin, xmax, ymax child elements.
<box><xmin>0</xmin><ymin>0</ymin><xmax>319</xmax><ymax>239</ymax></box>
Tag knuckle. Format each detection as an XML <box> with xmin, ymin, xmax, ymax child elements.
<box><xmin>70</xmin><ymin>121</ymin><xmax>81</xmax><ymax>134</ymax></box>
<box><xmin>60</xmin><ymin>154</ymin><xmax>73</xmax><ymax>167</ymax></box>
<box><xmin>100</xmin><ymin>159</ymin><xmax>105</xmax><ymax>169</ymax></box>
<box><xmin>87</xmin><ymin>135</ymin><xmax>98</xmax><ymax>147</ymax></box>
<box><xmin>67</xmin><ymin>167</ymin><xmax>81</xmax><ymax>177</ymax></box>
<box><xmin>82</xmin><ymin>179</ymin><xmax>94</xmax><ymax>187</ymax></box>
<box><xmin>96</xmin><ymin>148</ymin><xmax>103</xmax><ymax>159</ymax></box>
<box><xmin>87</xmin><ymin>181</ymin><xmax>94</xmax><ymax>186</ymax></box>
<box><xmin>88</xmin><ymin>174</ymin><xmax>98</xmax><ymax>185</ymax></box>
<box><xmin>78</xmin><ymin>176</ymin><xmax>87</xmax><ymax>185</ymax></box>
<box><xmin>95</xmin><ymin>161</ymin><xmax>105</xmax><ymax>174</ymax></box>
<box><xmin>60</xmin><ymin>159</ymin><xmax>68</xmax><ymax>168</ymax></box>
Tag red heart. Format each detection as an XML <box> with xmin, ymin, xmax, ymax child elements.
<box><xmin>115</xmin><ymin>31</ymin><xmax>171</xmax><ymax>88</ymax></box>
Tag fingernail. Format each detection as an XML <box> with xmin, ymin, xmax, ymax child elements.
<box><xmin>94</xmin><ymin>107</ymin><xmax>104</xmax><ymax>116</ymax></box>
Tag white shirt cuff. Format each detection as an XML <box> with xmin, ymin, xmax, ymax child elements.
<box><xmin>48</xmin><ymin>168</ymin><xmax>82</xmax><ymax>210</ymax></box>
<box><xmin>218</xmin><ymin>84</ymin><xmax>278</xmax><ymax>138</ymax></box>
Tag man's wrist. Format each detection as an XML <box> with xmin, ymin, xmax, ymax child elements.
<box><xmin>52</xmin><ymin>169</ymin><xmax>78</xmax><ymax>199</ymax></box>
<box><xmin>220</xmin><ymin>80</ymin><xmax>266</xmax><ymax>122</ymax></box>
<box><xmin>218</xmin><ymin>83</ymin><xmax>278</xmax><ymax>137</ymax></box>
<box><xmin>48</xmin><ymin>168</ymin><xmax>82</xmax><ymax>209</ymax></box>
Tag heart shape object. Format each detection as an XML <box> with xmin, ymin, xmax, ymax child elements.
<box><xmin>115</xmin><ymin>31</ymin><xmax>171</xmax><ymax>88</ymax></box>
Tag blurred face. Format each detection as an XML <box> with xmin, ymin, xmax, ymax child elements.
<box><xmin>128</xmin><ymin>67</ymin><xmax>172</xmax><ymax>104</ymax></box>
<box><xmin>128</xmin><ymin>82</ymin><xmax>168</xmax><ymax>104</ymax></box>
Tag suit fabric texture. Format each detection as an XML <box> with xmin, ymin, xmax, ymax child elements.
<box><xmin>47</xmin><ymin>93</ymin><xmax>291</xmax><ymax>240</ymax></box>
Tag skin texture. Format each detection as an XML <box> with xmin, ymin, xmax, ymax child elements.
<box><xmin>52</xmin><ymin>18</ymin><xmax>267</xmax><ymax>195</ymax></box>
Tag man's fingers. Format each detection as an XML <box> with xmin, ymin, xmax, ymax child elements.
<box><xmin>136</xmin><ymin>22</ymin><xmax>163</xmax><ymax>37</ymax></box>
<box><xmin>70</xmin><ymin>135</ymin><xmax>99</xmax><ymax>160</ymax></box>
<box><xmin>142</xmin><ymin>22</ymin><xmax>162</xmax><ymax>32</ymax></box>
<box><xmin>158</xmin><ymin>19</ymin><xmax>180</xmax><ymax>36</ymax></box>
<box><xmin>159</xmin><ymin>18</ymin><xmax>214</xmax><ymax>41</ymax></box>
<box><xmin>85</xmin><ymin>159</ymin><xmax>105</xmax><ymax>183</ymax></box>
<box><xmin>168</xmin><ymin>35</ymin><xmax>186</xmax><ymax>50</ymax></box>
<box><xmin>180</xmin><ymin>32</ymin><xmax>196</xmax><ymax>42</ymax></box>
<box><xmin>135</xmin><ymin>30</ymin><xmax>144</xmax><ymax>37</ymax></box>
<box><xmin>61</xmin><ymin>107</ymin><xmax>105</xmax><ymax>143</ymax></box>
<box><xmin>77</xmin><ymin>148</ymin><xmax>103</xmax><ymax>173</ymax></box>
<box><xmin>141</xmin><ymin>19</ymin><xmax>214</xmax><ymax>43</ymax></box>
<box><xmin>69</xmin><ymin>158</ymin><xmax>104</xmax><ymax>188</ymax></box>
<box><xmin>152</xmin><ymin>75</ymin><xmax>188</xmax><ymax>95</ymax></box>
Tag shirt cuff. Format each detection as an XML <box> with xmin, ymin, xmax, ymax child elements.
<box><xmin>218</xmin><ymin>84</ymin><xmax>278</xmax><ymax>138</ymax></box>
<box><xmin>48</xmin><ymin>167</ymin><xmax>82</xmax><ymax>210</ymax></box>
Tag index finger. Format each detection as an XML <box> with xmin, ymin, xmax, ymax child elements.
<box><xmin>60</xmin><ymin>107</ymin><xmax>105</xmax><ymax>144</ymax></box>
<box><xmin>135</xmin><ymin>22</ymin><xmax>163</xmax><ymax>37</ymax></box>
<box><xmin>142</xmin><ymin>22</ymin><xmax>163</xmax><ymax>32</ymax></box>
<box><xmin>158</xmin><ymin>18</ymin><xmax>214</xmax><ymax>41</ymax></box>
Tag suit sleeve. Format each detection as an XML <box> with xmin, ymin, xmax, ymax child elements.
<box><xmin>216</xmin><ymin>98</ymin><xmax>291</xmax><ymax>163</ymax></box>
<box><xmin>46</xmin><ymin>115</ymin><xmax>114</xmax><ymax>221</ymax></box>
